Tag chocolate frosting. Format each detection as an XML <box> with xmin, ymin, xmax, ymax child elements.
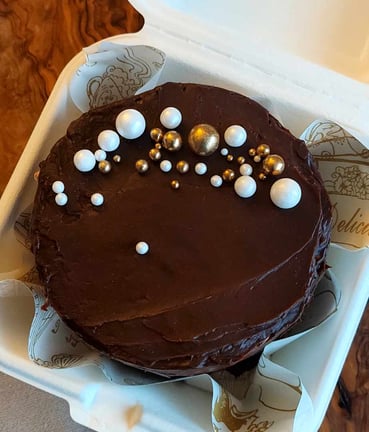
<box><xmin>30</xmin><ymin>83</ymin><xmax>331</xmax><ymax>377</ymax></box>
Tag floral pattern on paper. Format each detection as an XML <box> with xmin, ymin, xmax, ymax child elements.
<box><xmin>325</xmin><ymin>165</ymin><xmax>369</xmax><ymax>200</ymax></box>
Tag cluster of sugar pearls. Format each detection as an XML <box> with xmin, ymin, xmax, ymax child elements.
<box><xmin>66</xmin><ymin>105</ymin><xmax>302</xmax><ymax>261</ymax></box>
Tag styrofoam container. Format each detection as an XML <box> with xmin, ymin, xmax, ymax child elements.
<box><xmin>1</xmin><ymin>1</ymin><xmax>369</xmax><ymax>431</ymax></box>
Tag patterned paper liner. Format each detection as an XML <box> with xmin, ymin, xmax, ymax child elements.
<box><xmin>4</xmin><ymin>42</ymin><xmax>369</xmax><ymax>431</ymax></box>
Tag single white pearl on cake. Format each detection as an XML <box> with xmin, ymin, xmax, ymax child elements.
<box><xmin>220</xmin><ymin>147</ymin><xmax>229</xmax><ymax>156</ymax></box>
<box><xmin>160</xmin><ymin>160</ymin><xmax>172</xmax><ymax>172</ymax></box>
<box><xmin>234</xmin><ymin>175</ymin><xmax>257</xmax><ymax>198</ymax></box>
<box><xmin>97</xmin><ymin>130</ymin><xmax>120</xmax><ymax>152</ymax></box>
<box><xmin>160</xmin><ymin>107</ymin><xmax>182</xmax><ymax>129</ymax></box>
<box><xmin>55</xmin><ymin>192</ymin><xmax>68</xmax><ymax>206</ymax></box>
<box><xmin>116</xmin><ymin>109</ymin><xmax>146</xmax><ymax>139</ymax></box>
<box><xmin>210</xmin><ymin>175</ymin><xmax>223</xmax><ymax>188</ymax></box>
<box><xmin>91</xmin><ymin>193</ymin><xmax>104</xmax><ymax>206</ymax></box>
<box><xmin>73</xmin><ymin>149</ymin><xmax>96</xmax><ymax>172</ymax></box>
<box><xmin>195</xmin><ymin>162</ymin><xmax>207</xmax><ymax>175</ymax></box>
<box><xmin>270</xmin><ymin>178</ymin><xmax>302</xmax><ymax>209</ymax></box>
<box><xmin>239</xmin><ymin>163</ymin><xmax>253</xmax><ymax>176</ymax></box>
<box><xmin>136</xmin><ymin>241</ymin><xmax>149</xmax><ymax>255</ymax></box>
<box><xmin>94</xmin><ymin>149</ymin><xmax>107</xmax><ymax>161</ymax></box>
<box><xmin>52</xmin><ymin>181</ymin><xmax>64</xmax><ymax>194</ymax></box>
<box><xmin>224</xmin><ymin>125</ymin><xmax>247</xmax><ymax>147</ymax></box>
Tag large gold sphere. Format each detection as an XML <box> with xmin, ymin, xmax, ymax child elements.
<box><xmin>262</xmin><ymin>154</ymin><xmax>285</xmax><ymax>176</ymax></box>
<box><xmin>188</xmin><ymin>124</ymin><xmax>219</xmax><ymax>156</ymax></box>
<box><xmin>162</xmin><ymin>131</ymin><xmax>182</xmax><ymax>152</ymax></box>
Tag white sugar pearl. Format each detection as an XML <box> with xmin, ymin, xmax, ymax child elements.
<box><xmin>224</xmin><ymin>125</ymin><xmax>247</xmax><ymax>147</ymax></box>
<box><xmin>234</xmin><ymin>175</ymin><xmax>257</xmax><ymax>198</ymax></box>
<box><xmin>210</xmin><ymin>175</ymin><xmax>223</xmax><ymax>188</ymax></box>
<box><xmin>94</xmin><ymin>149</ymin><xmax>107</xmax><ymax>161</ymax></box>
<box><xmin>91</xmin><ymin>193</ymin><xmax>104</xmax><ymax>206</ymax></box>
<box><xmin>97</xmin><ymin>130</ymin><xmax>120</xmax><ymax>152</ymax></box>
<box><xmin>52</xmin><ymin>181</ymin><xmax>64</xmax><ymax>194</ymax></box>
<box><xmin>270</xmin><ymin>178</ymin><xmax>302</xmax><ymax>209</ymax></box>
<box><xmin>195</xmin><ymin>162</ymin><xmax>207</xmax><ymax>175</ymax></box>
<box><xmin>116</xmin><ymin>109</ymin><xmax>146</xmax><ymax>139</ymax></box>
<box><xmin>55</xmin><ymin>192</ymin><xmax>68</xmax><ymax>206</ymax></box>
<box><xmin>239</xmin><ymin>163</ymin><xmax>253</xmax><ymax>176</ymax></box>
<box><xmin>220</xmin><ymin>147</ymin><xmax>229</xmax><ymax>156</ymax></box>
<box><xmin>73</xmin><ymin>149</ymin><xmax>96</xmax><ymax>172</ymax></box>
<box><xmin>136</xmin><ymin>241</ymin><xmax>149</xmax><ymax>255</ymax></box>
<box><xmin>160</xmin><ymin>160</ymin><xmax>172</xmax><ymax>173</ymax></box>
<box><xmin>160</xmin><ymin>107</ymin><xmax>182</xmax><ymax>129</ymax></box>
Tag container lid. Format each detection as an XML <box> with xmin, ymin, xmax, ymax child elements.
<box><xmin>130</xmin><ymin>0</ymin><xmax>369</xmax><ymax>137</ymax></box>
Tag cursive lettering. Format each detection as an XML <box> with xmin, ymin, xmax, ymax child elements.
<box><xmin>331</xmin><ymin>202</ymin><xmax>369</xmax><ymax>236</ymax></box>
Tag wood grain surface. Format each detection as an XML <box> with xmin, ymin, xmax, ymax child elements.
<box><xmin>0</xmin><ymin>1</ymin><xmax>367</xmax><ymax>431</ymax></box>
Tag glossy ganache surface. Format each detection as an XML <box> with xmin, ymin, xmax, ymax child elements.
<box><xmin>30</xmin><ymin>83</ymin><xmax>331</xmax><ymax>377</ymax></box>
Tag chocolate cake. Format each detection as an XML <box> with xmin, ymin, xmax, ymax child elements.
<box><xmin>30</xmin><ymin>83</ymin><xmax>331</xmax><ymax>377</ymax></box>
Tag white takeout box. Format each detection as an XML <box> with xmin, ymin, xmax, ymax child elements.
<box><xmin>1</xmin><ymin>1</ymin><xmax>369</xmax><ymax>431</ymax></box>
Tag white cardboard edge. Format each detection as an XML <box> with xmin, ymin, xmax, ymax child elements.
<box><xmin>129</xmin><ymin>0</ymin><xmax>369</xmax><ymax>138</ymax></box>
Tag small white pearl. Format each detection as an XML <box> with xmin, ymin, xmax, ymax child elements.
<box><xmin>234</xmin><ymin>175</ymin><xmax>257</xmax><ymax>198</ymax></box>
<box><xmin>220</xmin><ymin>147</ymin><xmax>229</xmax><ymax>156</ymax></box>
<box><xmin>224</xmin><ymin>125</ymin><xmax>247</xmax><ymax>147</ymax></box>
<box><xmin>136</xmin><ymin>241</ymin><xmax>149</xmax><ymax>255</ymax></box>
<box><xmin>73</xmin><ymin>149</ymin><xmax>96</xmax><ymax>172</ymax></box>
<box><xmin>239</xmin><ymin>163</ymin><xmax>253</xmax><ymax>176</ymax></box>
<box><xmin>210</xmin><ymin>175</ymin><xmax>223</xmax><ymax>188</ymax></box>
<box><xmin>94</xmin><ymin>149</ymin><xmax>107</xmax><ymax>161</ymax></box>
<box><xmin>97</xmin><ymin>130</ymin><xmax>120</xmax><ymax>152</ymax></box>
<box><xmin>116</xmin><ymin>109</ymin><xmax>146</xmax><ymax>139</ymax></box>
<box><xmin>160</xmin><ymin>107</ymin><xmax>182</xmax><ymax>129</ymax></box>
<box><xmin>195</xmin><ymin>162</ymin><xmax>207</xmax><ymax>175</ymax></box>
<box><xmin>52</xmin><ymin>181</ymin><xmax>64</xmax><ymax>194</ymax></box>
<box><xmin>270</xmin><ymin>178</ymin><xmax>302</xmax><ymax>209</ymax></box>
<box><xmin>160</xmin><ymin>160</ymin><xmax>172</xmax><ymax>173</ymax></box>
<box><xmin>55</xmin><ymin>192</ymin><xmax>68</xmax><ymax>206</ymax></box>
<box><xmin>91</xmin><ymin>193</ymin><xmax>104</xmax><ymax>206</ymax></box>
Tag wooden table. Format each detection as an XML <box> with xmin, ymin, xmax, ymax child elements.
<box><xmin>0</xmin><ymin>1</ymin><xmax>367</xmax><ymax>430</ymax></box>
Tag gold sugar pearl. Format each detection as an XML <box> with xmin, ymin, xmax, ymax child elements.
<box><xmin>188</xmin><ymin>124</ymin><xmax>220</xmax><ymax>156</ymax></box>
<box><xmin>135</xmin><ymin>159</ymin><xmax>149</xmax><ymax>174</ymax></box>
<box><xmin>113</xmin><ymin>154</ymin><xmax>121</xmax><ymax>163</ymax></box>
<box><xmin>170</xmin><ymin>179</ymin><xmax>180</xmax><ymax>189</ymax></box>
<box><xmin>237</xmin><ymin>156</ymin><xmax>246</xmax><ymax>165</ymax></box>
<box><xmin>33</xmin><ymin>170</ymin><xmax>40</xmax><ymax>182</ymax></box>
<box><xmin>256</xmin><ymin>144</ymin><xmax>271</xmax><ymax>158</ymax></box>
<box><xmin>162</xmin><ymin>131</ymin><xmax>182</xmax><ymax>152</ymax></box>
<box><xmin>176</xmin><ymin>160</ymin><xmax>190</xmax><ymax>174</ymax></box>
<box><xmin>226</xmin><ymin>154</ymin><xmax>234</xmax><ymax>162</ymax></box>
<box><xmin>262</xmin><ymin>154</ymin><xmax>285</xmax><ymax>176</ymax></box>
<box><xmin>150</xmin><ymin>127</ymin><xmax>164</xmax><ymax>142</ymax></box>
<box><xmin>258</xmin><ymin>172</ymin><xmax>267</xmax><ymax>181</ymax></box>
<box><xmin>149</xmin><ymin>148</ymin><xmax>162</xmax><ymax>161</ymax></box>
<box><xmin>98</xmin><ymin>160</ymin><xmax>112</xmax><ymax>174</ymax></box>
<box><xmin>222</xmin><ymin>168</ymin><xmax>236</xmax><ymax>182</ymax></box>
<box><xmin>248</xmin><ymin>148</ymin><xmax>256</xmax><ymax>157</ymax></box>
<box><xmin>155</xmin><ymin>143</ymin><xmax>162</xmax><ymax>150</ymax></box>
<box><xmin>253</xmin><ymin>155</ymin><xmax>261</xmax><ymax>163</ymax></box>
